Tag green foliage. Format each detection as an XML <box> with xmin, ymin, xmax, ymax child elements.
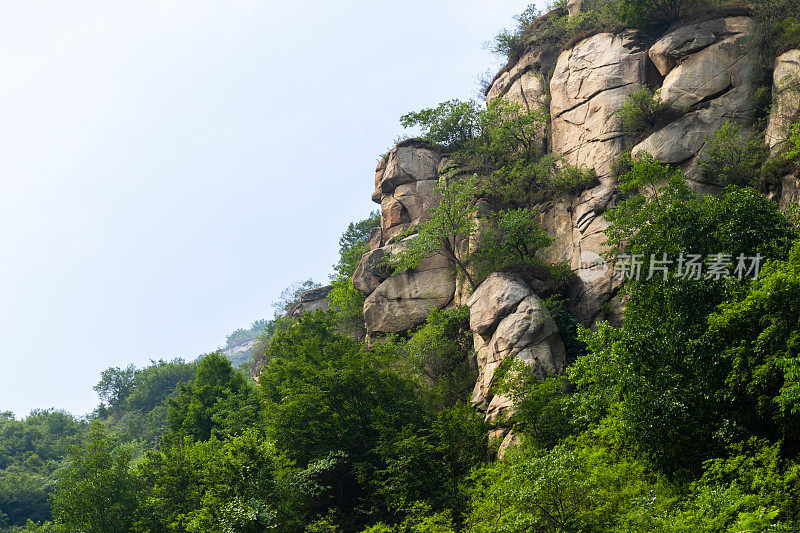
<box><xmin>587</xmin><ymin>156</ymin><xmax>798</xmax><ymax>474</ymax></box>
<box><xmin>466</xmin><ymin>430</ymin><xmax>676</xmax><ymax>532</ymax></box>
<box><xmin>472</xmin><ymin>207</ymin><xmax>553</xmax><ymax>282</ymax></box>
<box><xmin>332</xmin><ymin>211</ymin><xmax>381</xmax><ymax>282</ymax></box>
<box><xmin>389</xmin><ymin>173</ymin><xmax>480</xmax><ymax>289</ymax></box>
<box><xmin>167</xmin><ymin>352</ymin><xmax>262</xmax><ymax>442</ymax></box>
<box><xmin>272</xmin><ymin>278</ymin><xmax>321</xmax><ymax>317</ymax></box>
<box><xmin>608</xmin><ymin>0</ymin><xmax>687</xmax><ymax>32</ymax></box>
<box><xmin>495</xmin><ymin>368</ymin><xmax>573</xmax><ymax>450</ymax></box>
<box><xmin>49</xmin><ymin>423</ymin><xmax>138</xmax><ymax>533</ymax></box>
<box><xmin>701</xmin><ymin>122</ymin><xmax>768</xmax><ymax>187</ymax></box>
<box><xmin>0</xmin><ymin>410</ymin><xmax>86</xmax><ymax>530</ymax></box>
<box><xmin>617</xmin><ymin>87</ymin><xmax>678</xmax><ymax>136</ymax></box>
<box><xmin>224</xmin><ymin>319</ymin><xmax>270</xmax><ymax>349</ymax></box>
<box><xmin>93</xmin><ymin>365</ymin><xmax>135</xmax><ymax>412</ymax></box>
<box><xmin>786</xmin><ymin>123</ymin><xmax>800</xmax><ymax>164</ymax></box>
<box><xmin>399</xmin><ymin>101</ymin><xmax>483</xmax><ymax>150</ymax></box>
<box><xmin>326</xmin><ymin>211</ymin><xmax>381</xmax><ymax>335</ymax></box>
<box><xmin>389</xmin><ymin>307</ymin><xmax>475</xmax><ymax>411</ymax></box>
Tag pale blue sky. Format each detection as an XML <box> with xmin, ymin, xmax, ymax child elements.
<box><xmin>0</xmin><ymin>1</ymin><xmax>545</xmax><ymax>417</ymax></box>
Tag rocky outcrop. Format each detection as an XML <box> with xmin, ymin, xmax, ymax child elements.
<box><xmin>290</xmin><ymin>286</ymin><xmax>332</xmax><ymax>318</ymax></box>
<box><xmin>486</xmin><ymin>48</ymin><xmax>551</xmax><ymax>113</ymax></box>
<box><xmin>766</xmin><ymin>49</ymin><xmax>800</xmax><ymax>154</ymax></box>
<box><xmin>363</xmin><ymin>256</ymin><xmax>454</xmax><ymax>334</ymax></box>
<box><xmin>373</xmin><ymin>140</ymin><xmax>441</xmax><ymax>244</ymax></box>
<box><xmin>632</xmin><ymin>17</ymin><xmax>760</xmax><ymax>185</ymax></box>
<box><xmin>765</xmin><ymin>49</ymin><xmax>800</xmax><ymax>208</ymax></box>
<box><xmin>550</xmin><ymin>30</ymin><xmax>650</xmax><ymax>180</ymax></box>
<box><xmin>467</xmin><ymin>270</ymin><xmax>565</xmax><ymax>447</ymax></box>
<box><xmin>355</xmin><ymin>141</ymin><xmax>456</xmax><ymax>334</ymax></box>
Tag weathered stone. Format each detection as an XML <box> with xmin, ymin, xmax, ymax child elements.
<box><xmin>290</xmin><ymin>285</ymin><xmax>332</xmax><ymax>318</ymax></box>
<box><xmin>466</xmin><ymin>272</ymin><xmax>531</xmax><ymax>335</ymax></box>
<box><xmin>656</xmin><ymin>17</ymin><xmax>757</xmax><ymax>111</ymax></box>
<box><xmin>487</xmin><ymin>48</ymin><xmax>550</xmax><ymax>112</ymax></box>
<box><xmin>567</xmin><ymin>0</ymin><xmax>582</xmax><ymax>17</ymax></box>
<box><xmin>363</xmin><ymin>251</ymin><xmax>455</xmax><ymax>334</ymax></box>
<box><xmin>372</xmin><ymin>142</ymin><xmax>440</xmax><ymax>202</ymax></box>
<box><xmin>649</xmin><ymin>16</ymin><xmax>752</xmax><ymax>77</ymax></box>
<box><xmin>550</xmin><ymin>31</ymin><xmax>649</xmax><ymax>178</ymax></box>
<box><xmin>368</xmin><ymin>226</ymin><xmax>382</xmax><ymax>251</ymax></box>
<box><xmin>467</xmin><ymin>274</ymin><xmax>565</xmax><ymax>429</ymax></box>
<box><xmin>766</xmin><ymin>49</ymin><xmax>800</xmax><ymax>153</ymax></box>
<box><xmin>352</xmin><ymin>248</ymin><xmax>391</xmax><ymax>295</ymax></box>
<box><xmin>633</xmin><ymin>17</ymin><xmax>759</xmax><ymax>183</ymax></box>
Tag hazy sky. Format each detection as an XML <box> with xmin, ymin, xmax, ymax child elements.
<box><xmin>0</xmin><ymin>1</ymin><xmax>546</xmax><ymax>417</ymax></box>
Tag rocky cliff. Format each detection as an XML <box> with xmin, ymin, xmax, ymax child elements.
<box><xmin>350</xmin><ymin>7</ymin><xmax>800</xmax><ymax>445</ymax></box>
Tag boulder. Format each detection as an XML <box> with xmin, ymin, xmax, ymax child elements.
<box><xmin>550</xmin><ymin>30</ymin><xmax>650</xmax><ymax>179</ymax></box>
<box><xmin>486</xmin><ymin>48</ymin><xmax>550</xmax><ymax>112</ymax></box>
<box><xmin>467</xmin><ymin>273</ymin><xmax>565</xmax><ymax>433</ymax></box>
<box><xmin>466</xmin><ymin>272</ymin><xmax>531</xmax><ymax>335</ymax></box>
<box><xmin>290</xmin><ymin>285</ymin><xmax>332</xmax><ymax>318</ymax></box>
<box><xmin>765</xmin><ymin>49</ymin><xmax>800</xmax><ymax>154</ymax></box>
<box><xmin>371</xmin><ymin>143</ymin><xmax>442</xmax><ymax>246</ymax></box>
<box><xmin>633</xmin><ymin>17</ymin><xmax>759</xmax><ymax>182</ymax></box>
<box><xmin>373</xmin><ymin>141</ymin><xmax>440</xmax><ymax>202</ymax></box>
<box><xmin>362</xmin><ymin>251</ymin><xmax>455</xmax><ymax>334</ymax></box>
<box><xmin>352</xmin><ymin>248</ymin><xmax>392</xmax><ymax>295</ymax></box>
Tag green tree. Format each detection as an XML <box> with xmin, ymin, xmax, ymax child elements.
<box><xmin>390</xmin><ymin>173</ymin><xmax>480</xmax><ymax>289</ymax></box>
<box><xmin>167</xmin><ymin>352</ymin><xmax>262</xmax><ymax>441</ymax></box>
<box><xmin>93</xmin><ymin>365</ymin><xmax>135</xmax><ymax>413</ymax></box>
<box><xmin>49</xmin><ymin>423</ymin><xmax>138</xmax><ymax>533</ymax></box>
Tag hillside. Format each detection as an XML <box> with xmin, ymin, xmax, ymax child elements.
<box><xmin>4</xmin><ymin>0</ymin><xmax>800</xmax><ymax>531</ymax></box>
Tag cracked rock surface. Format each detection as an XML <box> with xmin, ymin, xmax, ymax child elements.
<box><xmin>467</xmin><ymin>271</ymin><xmax>565</xmax><ymax>449</ymax></box>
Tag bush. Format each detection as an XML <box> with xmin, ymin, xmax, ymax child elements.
<box><xmin>617</xmin><ymin>87</ymin><xmax>679</xmax><ymax>136</ymax></box>
<box><xmin>399</xmin><ymin>100</ymin><xmax>483</xmax><ymax>150</ymax></box>
<box><xmin>472</xmin><ymin>208</ymin><xmax>553</xmax><ymax>282</ymax></box>
<box><xmin>701</xmin><ymin>122</ymin><xmax>768</xmax><ymax>187</ymax></box>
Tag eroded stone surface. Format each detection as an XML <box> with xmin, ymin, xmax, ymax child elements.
<box><xmin>290</xmin><ymin>286</ymin><xmax>332</xmax><ymax>318</ymax></box>
<box><xmin>362</xmin><ymin>250</ymin><xmax>455</xmax><ymax>334</ymax></box>
<box><xmin>550</xmin><ymin>30</ymin><xmax>649</xmax><ymax>179</ymax></box>
<box><xmin>468</xmin><ymin>273</ymin><xmax>565</xmax><ymax>452</ymax></box>
<box><xmin>633</xmin><ymin>17</ymin><xmax>759</xmax><ymax>183</ymax></box>
<box><xmin>766</xmin><ymin>49</ymin><xmax>800</xmax><ymax>153</ymax></box>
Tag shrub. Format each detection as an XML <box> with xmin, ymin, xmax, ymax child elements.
<box><xmin>472</xmin><ymin>207</ymin><xmax>553</xmax><ymax>282</ymax></box>
<box><xmin>399</xmin><ymin>100</ymin><xmax>483</xmax><ymax>151</ymax></box>
<box><xmin>617</xmin><ymin>87</ymin><xmax>678</xmax><ymax>136</ymax></box>
<box><xmin>608</xmin><ymin>0</ymin><xmax>688</xmax><ymax>32</ymax></box>
<box><xmin>700</xmin><ymin>122</ymin><xmax>768</xmax><ymax>187</ymax></box>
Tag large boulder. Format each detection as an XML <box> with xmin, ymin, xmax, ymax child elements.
<box><xmin>362</xmin><ymin>250</ymin><xmax>455</xmax><ymax>334</ymax></box>
<box><xmin>633</xmin><ymin>17</ymin><xmax>759</xmax><ymax>184</ymax></box>
<box><xmin>550</xmin><ymin>30</ymin><xmax>650</xmax><ymax>179</ymax></box>
<box><xmin>372</xmin><ymin>140</ymin><xmax>442</xmax><ymax>244</ymax></box>
<box><xmin>468</xmin><ymin>271</ymin><xmax>565</xmax><ymax>450</ymax></box>
<box><xmin>765</xmin><ymin>49</ymin><xmax>800</xmax><ymax>154</ymax></box>
<box><xmin>486</xmin><ymin>48</ymin><xmax>551</xmax><ymax>112</ymax></box>
<box><xmin>290</xmin><ymin>286</ymin><xmax>332</xmax><ymax>318</ymax></box>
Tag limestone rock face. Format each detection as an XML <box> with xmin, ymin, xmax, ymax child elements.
<box><xmin>468</xmin><ymin>271</ymin><xmax>565</xmax><ymax>446</ymax></box>
<box><xmin>633</xmin><ymin>17</ymin><xmax>759</xmax><ymax>183</ymax></box>
<box><xmin>550</xmin><ymin>30</ymin><xmax>650</xmax><ymax>179</ymax></box>
<box><xmin>290</xmin><ymin>286</ymin><xmax>332</xmax><ymax>318</ymax></box>
<box><xmin>766</xmin><ymin>49</ymin><xmax>800</xmax><ymax>154</ymax></box>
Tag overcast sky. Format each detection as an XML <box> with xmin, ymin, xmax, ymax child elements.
<box><xmin>0</xmin><ymin>1</ymin><xmax>546</xmax><ymax>417</ymax></box>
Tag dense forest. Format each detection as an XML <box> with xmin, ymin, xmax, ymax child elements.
<box><xmin>4</xmin><ymin>0</ymin><xmax>800</xmax><ymax>531</ymax></box>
